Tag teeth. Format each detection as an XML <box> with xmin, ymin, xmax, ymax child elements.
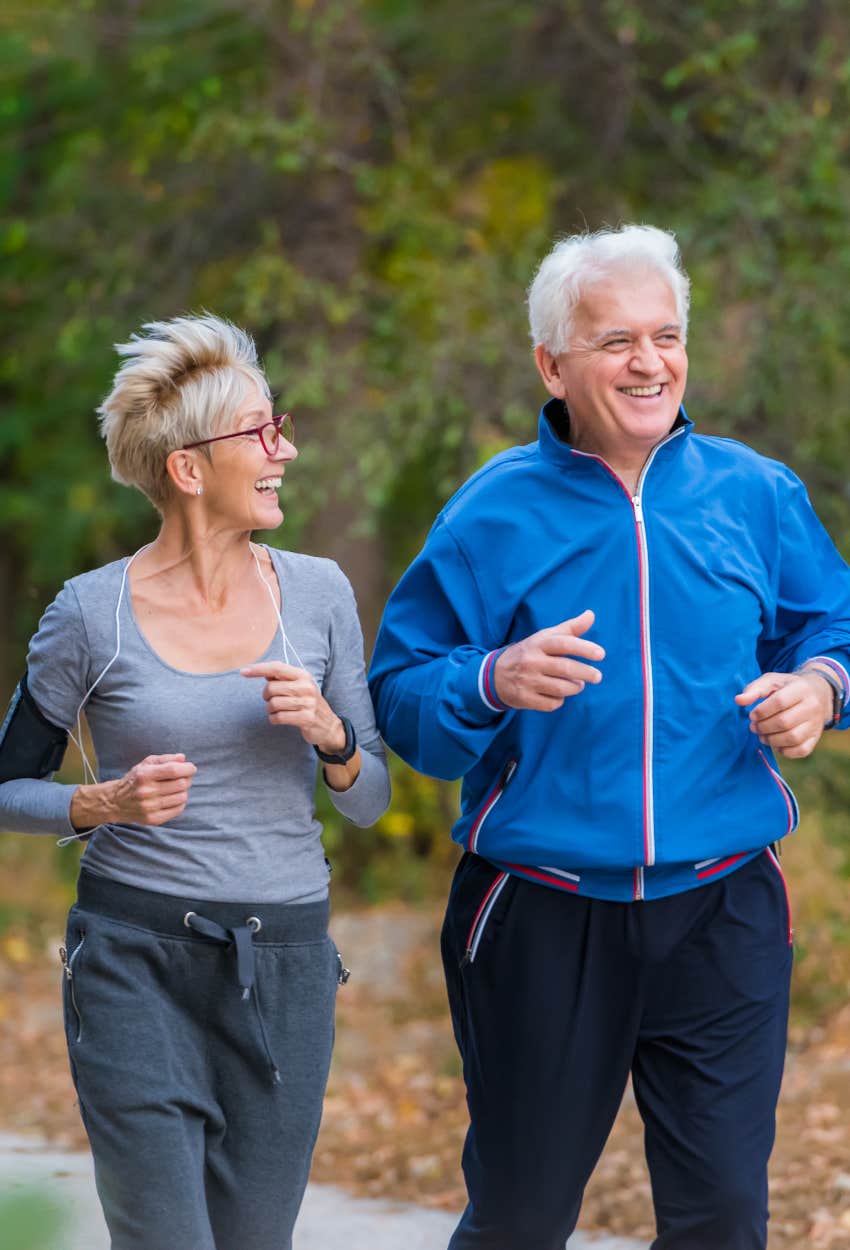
<box><xmin>619</xmin><ymin>386</ymin><xmax>662</xmax><ymax>397</ymax></box>
<box><xmin>254</xmin><ymin>477</ymin><xmax>282</xmax><ymax>492</ymax></box>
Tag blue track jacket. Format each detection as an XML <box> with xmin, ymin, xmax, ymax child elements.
<box><xmin>369</xmin><ymin>400</ymin><xmax>850</xmax><ymax>901</ymax></box>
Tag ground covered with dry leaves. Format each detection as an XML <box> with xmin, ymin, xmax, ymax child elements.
<box><xmin>1</xmin><ymin>903</ymin><xmax>849</xmax><ymax>1247</ymax></box>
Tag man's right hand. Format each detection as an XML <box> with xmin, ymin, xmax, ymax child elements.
<box><xmin>493</xmin><ymin>610</ymin><xmax>604</xmax><ymax>711</ymax></box>
<box><xmin>70</xmin><ymin>753</ymin><xmax>197</xmax><ymax>830</ymax></box>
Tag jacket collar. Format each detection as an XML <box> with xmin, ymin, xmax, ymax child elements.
<box><xmin>537</xmin><ymin>397</ymin><xmax>693</xmax><ymax>468</ymax></box>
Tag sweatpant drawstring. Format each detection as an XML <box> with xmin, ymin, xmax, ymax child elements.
<box><xmin>183</xmin><ymin>911</ymin><xmax>281</xmax><ymax>1085</ymax></box>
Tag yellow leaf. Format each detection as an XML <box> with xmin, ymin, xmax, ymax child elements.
<box><xmin>2</xmin><ymin>936</ymin><xmax>31</xmax><ymax>965</ymax></box>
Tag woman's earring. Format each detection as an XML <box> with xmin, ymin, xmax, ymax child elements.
<box><xmin>196</xmin><ymin>486</ymin><xmax>203</xmax><ymax>496</ymax></box>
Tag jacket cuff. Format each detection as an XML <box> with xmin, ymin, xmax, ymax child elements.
<box><xmin>446</xmin><ymin>648</ymin><xmax>510</xmax><ymax>726</ymax></box>
<box><xmin>478</xmin><ymin>648</ymin><xmax>510</xmax><ymax>713</ymax></box>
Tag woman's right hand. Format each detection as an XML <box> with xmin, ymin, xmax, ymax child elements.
<box><xmin>70</xmin><ymin>753</ymin><xmax>197</xmax><ymax>830</ymax></box>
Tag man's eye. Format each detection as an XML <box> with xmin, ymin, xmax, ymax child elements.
<box><xmin>604</xmin><ymin>338</ymin><xmax>629</xmax><ymax>348</ymax></box>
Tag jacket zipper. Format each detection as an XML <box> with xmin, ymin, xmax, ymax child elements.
<box><xmin>468</xmin><ymin>758</ymin><xmax>518</xmax><ymax>855</ymax></box>
<box><xmin>573</xmin><ymin>427</ymin><xmax>685</xmax><ymax>901</ymax></box>
<box><xmin>631</xmin><ymin>484</ymin><xmax>652</xmax><ymax>898</ymax></box>
<box><xmin>757</xmin><ymin>749</ymin><xmax>800</xmax><ymax>835</ymax></box>
<box><xmin>59</xmin><ymin>935</ymin><xmax>86</xmax><ymax>1043</ymax></box>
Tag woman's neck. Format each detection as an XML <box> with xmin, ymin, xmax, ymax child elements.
<box><xmin>132</xmin><ymin>514</ymin><xmax>259</xmax><ymax>611</ymax></box>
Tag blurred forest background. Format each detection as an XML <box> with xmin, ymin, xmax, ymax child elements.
<box><xmin>3</xmin><ymin>0</ymin><xmax>850</xmax><ymax>1024</ymax></box>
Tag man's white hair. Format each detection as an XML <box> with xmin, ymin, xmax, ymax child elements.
<box><xmin>527</xmin><ymin>225</ymin><xmax>691</xmax><ymax>356</ymax></box>
<box><xmin>98</xmin><ymin>313</ymin><xmax>271</xmax><ymax>508</ymax></box>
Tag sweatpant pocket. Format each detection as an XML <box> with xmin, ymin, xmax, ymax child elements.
<box><xmin>463</xmin><ymin>870</ymin><xmax>510</xmax><ymax>966</ymax></box>
<box><xmin>60</xmin><ymin>931</ymin><xmax>86</xmax><ymax>1044</ymax></box>
<box><xmin>765</xmin><ymin>847</ymin><xmax>793</xmax><ymax>946</ymax></box>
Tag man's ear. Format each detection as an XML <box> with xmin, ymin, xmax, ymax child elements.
<box><xmin>165</xmin><ymin>448</ymin><xmax>204</xmax><ymax>497</ymax></box>
<box><xmin>534</xmin><ymin>345</ymin><xmax>567</xmax><ymax>400</ymax></box>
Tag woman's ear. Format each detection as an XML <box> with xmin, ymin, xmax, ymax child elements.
<box><xmin>165</xmin><ymin>448</ymin><xmax>204</xmax><ymax>497</ymax></box>
<box><xmin>534</xmin><ymin>345</ymin><xmax>567</xmax><ymax>400</ymax></box>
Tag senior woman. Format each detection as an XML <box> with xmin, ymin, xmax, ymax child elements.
<box><xmin>0</xmin><ymin>314</ymin><xmax>390</xmax><ymax>1250</ymax></box>
<box><xmin>368</xmin><ymin>225</ymin><xmax>850</xmax><ymax>1249</ymax></box>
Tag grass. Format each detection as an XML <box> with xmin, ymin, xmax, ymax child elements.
<box><xmin>0</xmin><ymin>1191</ymin><xmax>64</xmax><ymax>1250</ymax></box>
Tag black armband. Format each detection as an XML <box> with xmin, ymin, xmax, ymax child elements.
<box><xmin>0</xmin><ymin>671</ymin><xmax>69</xmax><ymax>783</ymax></box>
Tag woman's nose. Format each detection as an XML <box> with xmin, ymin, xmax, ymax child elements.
<box><xmin>274</xmin><ymin>438</ymin><xmax>297</xmax><ymax>462</ymax></box>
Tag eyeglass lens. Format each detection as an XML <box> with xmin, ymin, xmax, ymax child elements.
<box><xmin>260</xmin><ymin>415</ymin><xmax>294</xmax><ymax>455</ymax></box>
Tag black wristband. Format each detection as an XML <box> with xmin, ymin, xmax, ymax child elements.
<box><xmin>314</xmin><ymin>716</ymin><xmax>357</xmax><ymax>765</ymax></box>
<box><xmin>800</xmin><ymin>665</ymin><xmax>844</xmax><ymax>728</ymax></box>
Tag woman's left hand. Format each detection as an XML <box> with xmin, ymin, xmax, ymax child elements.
<box><xmin>241</xmin><ymin>662</ymin><xmax>347</xmax><ymax>755</ymax></box>
<box><xmin>735</xmin><ymin>670</ymin><xmax>834</xmax><ymax>758</ymax></box>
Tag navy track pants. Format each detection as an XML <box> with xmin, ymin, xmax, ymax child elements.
<box><xmin>441</xmin><ymin>850</ymin><xmax>793</xmax><ymax>1250</ymax></box>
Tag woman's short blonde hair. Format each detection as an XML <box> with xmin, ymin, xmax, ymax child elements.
<box><xmin>97</xmin><ymin>313</ymin><xmax>271</xmax><ymax>508</ymax></box>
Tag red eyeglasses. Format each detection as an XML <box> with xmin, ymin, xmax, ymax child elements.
<box><xmin>182</xmin><ymin>413</ymin><xmax>294</xmax><ymax>456</ymax></box>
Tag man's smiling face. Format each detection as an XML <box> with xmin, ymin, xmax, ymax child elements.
<box><xmin>537</xmin><ymin>266</ymin><xmax>688</xmax><ymax>473</ymax></box>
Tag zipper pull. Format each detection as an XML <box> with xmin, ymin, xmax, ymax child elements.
<box><xmin>632</xmin><ymin>495</ymin><xmax>644</xmax><ymax>523</ymax></box>
<box><xmin>501</xmin><ymin>759</ymin><xmax>518</xmax><ymax>788</ymax></box>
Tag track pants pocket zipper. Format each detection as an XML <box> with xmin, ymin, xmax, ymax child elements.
<box><xmin>462</xmin><ymin>871</ymin><xmax>510</xmax><ymax>967</ymax></box>
<box><xmin>765</xmin><ymin>847</ymin><xmax>793</xmax><ymax>947</ymax></box>
<box><xmin>60</xmin><ymin>934</ymin><xmax>86</xmax><ymax>1043</ymax></box>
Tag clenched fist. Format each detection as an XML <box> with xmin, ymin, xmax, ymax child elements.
<box><xmin>736</xmin><ymin>669</ymin><xmax>834</xmax><ymax>759</ymax></box>
<box><xmin>70</xmin><ymin>753</ymin><xmax>197</xmax><ymax>830</ymax></box>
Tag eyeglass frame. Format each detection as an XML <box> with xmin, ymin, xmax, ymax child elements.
<box><xmin>182</xmin><ymin>412</ymin><xmax>294</xmax><ymax>457</ymax></box>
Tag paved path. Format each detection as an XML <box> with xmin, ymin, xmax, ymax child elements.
<box><xmin>0</xmin><ymin>1133</ymin><xmax>645</xmax><ymax>1249</ymax></box>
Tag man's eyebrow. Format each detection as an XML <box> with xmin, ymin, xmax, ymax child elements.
<box><xmin>591</xmin><ymin>322</ymin><xmax>682</xmax><ymax>343</ymax></box>
<box><xmin>591</xmin><ymin>327</ymin><xmax>631</xmax><ymax>343</ymax></box>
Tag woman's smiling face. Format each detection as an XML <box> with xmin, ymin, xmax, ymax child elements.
<box><xmin>203</xmin><ymin>382</ymin><xmax>297</xmax><ymax>531</ymax></box>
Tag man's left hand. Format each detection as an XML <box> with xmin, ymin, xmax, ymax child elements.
<box><xmin>735</xmin><ymin>671</ymin><xmax>833</xmax><ymax>758</ymax></box>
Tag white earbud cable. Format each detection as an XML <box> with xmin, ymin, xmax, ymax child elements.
<box><xmin>57</xmin><ymin>546</ymin><xmax>150</xmax><ymax>847</ymax></box>
<box><xmin>249</xmin><ymin>542</ymin><xmax>308</xmax><ymax>672</ymax></box>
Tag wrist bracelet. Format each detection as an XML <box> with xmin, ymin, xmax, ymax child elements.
<box><xmin>799</xmin><ymin>665</ymin><xmax>844</xmax><ymax>728</ymax></box>
<box><xmin>314</xmin><ymin>716</ymin><xmax>357</xmax><ymax>765</ymax></box>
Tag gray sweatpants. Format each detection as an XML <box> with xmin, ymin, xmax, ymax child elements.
<box><xmin>62</xmin><ymin>869</ymin><xmax>339</xmax><ymax>1250</ymax></box>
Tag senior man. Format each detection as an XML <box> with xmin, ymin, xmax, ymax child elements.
<box><xmin>368</xmin><ymin>225</ymin><xmax>850</xmax><ymax>1250</ymax></box>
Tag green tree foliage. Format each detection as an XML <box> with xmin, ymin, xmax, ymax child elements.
<box><xmin>3</xmin><ymin>1</ymin><xmax>850</xmax><ymax>890</ymax></box>
<box><xmin>4</xmin><ymin>1</ymin><xmax>848</xmax><ymax>633</ymax></box>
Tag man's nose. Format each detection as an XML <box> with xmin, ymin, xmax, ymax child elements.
<box><xmin>630</xmin><ymin>338</ymin><xmax>664</xmax><ymax>373</ymax></box>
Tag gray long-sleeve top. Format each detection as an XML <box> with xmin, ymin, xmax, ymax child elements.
<box><xmin>0</xmin><ymin>546</ymin><xmax>390</xmax><ymax>903</ymax></box>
